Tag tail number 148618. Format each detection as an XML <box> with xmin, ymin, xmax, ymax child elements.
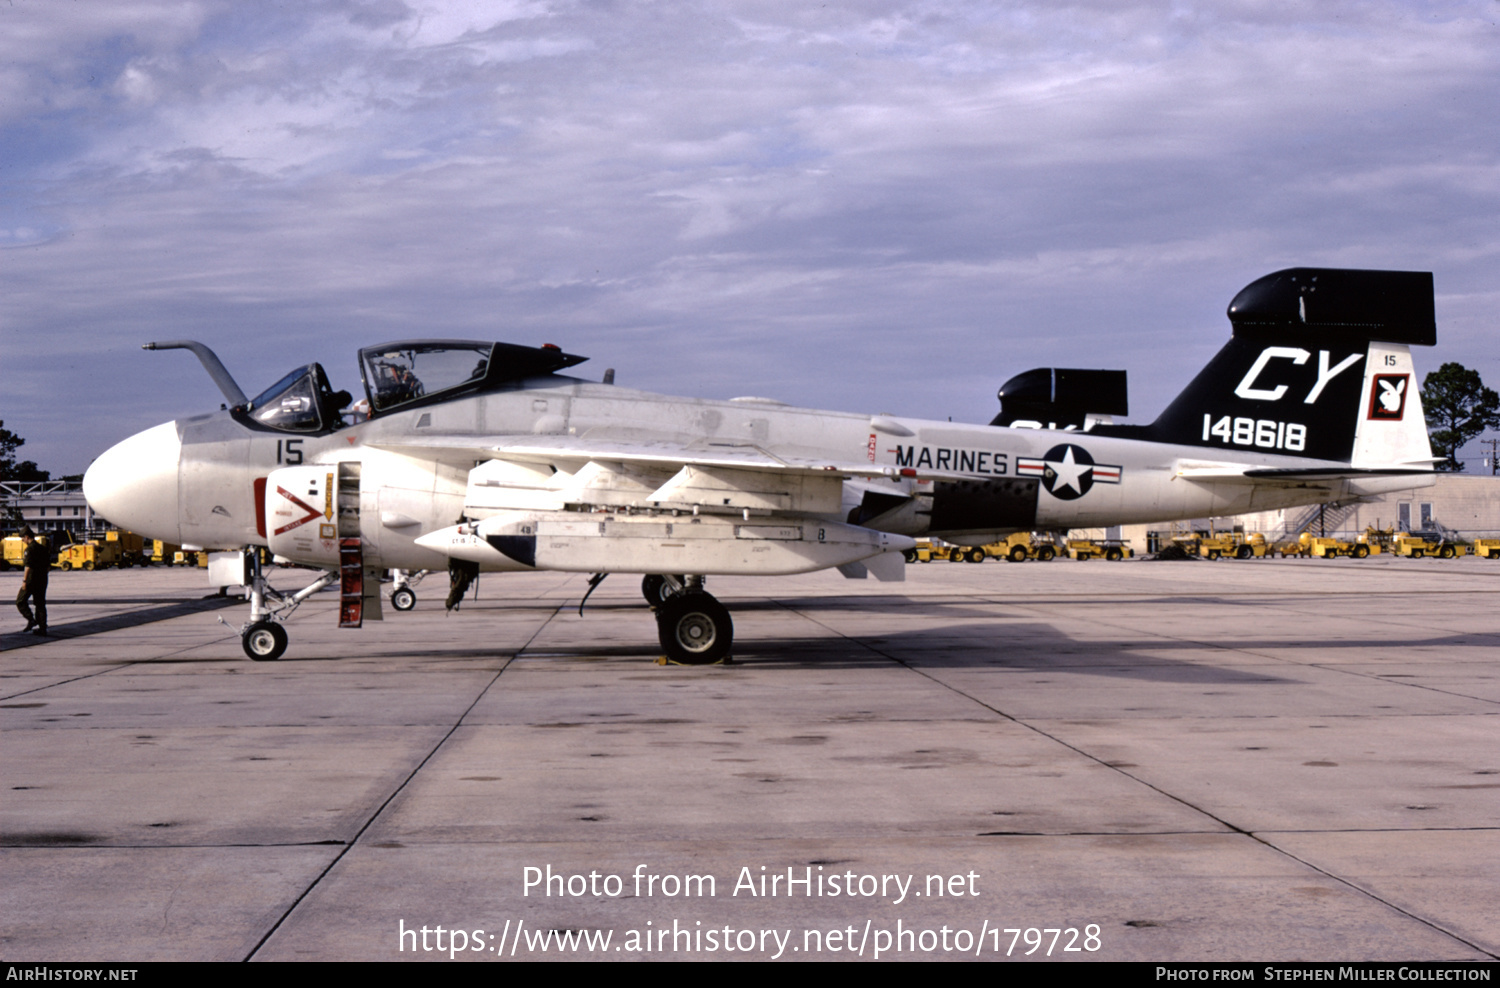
<box><xmin>1202</xmin><ymin>414</ymin><xmax>1306</xmax><ymax>451</ymax></box>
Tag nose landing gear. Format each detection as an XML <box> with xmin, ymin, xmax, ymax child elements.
<box><xmin>234</xmin><ymin>550</ymin><xmax>337</xmax><ymax>661</ymax></box>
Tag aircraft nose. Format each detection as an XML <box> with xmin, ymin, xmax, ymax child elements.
<box><xmin>83</xmin><ymin>421</ymin><xmax>182</xmax><ymax>542</ymax></box>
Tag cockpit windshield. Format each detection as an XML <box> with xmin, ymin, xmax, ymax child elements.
<box><xmin>244</xmin><ymin>363</ymin><xmax>349</xmax><ymax>433</ymax></box>
<box><xmin>359</xmin><ymin>342</ymin><xmax>493</xmax><ymax>413</ymax></box>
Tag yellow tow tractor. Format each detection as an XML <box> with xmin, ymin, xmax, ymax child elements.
<box><xmin>990</xmin><ymin>532</ymin><xmax>1058</xmax><ymax>563</ymax></box>
<box><xmin>1392</xmin><ymin>533</ymin><xmax>1465</xmax><ymax>559</ymax></box>
<box><xmin>1471</xmin><ymin>538</ymin><xmax>1500</xmax><ymax>559</ymax></box>
<box><xmin>1066</xmin><ymin>539</ymin><xmax>1132</xmax><ymax>561</ymax></box>
<box><xmin>1300</xmin><ymin>532</ymin><xmax>1372</xmax><ymax>559</ymax></box>
<box><xmin>903</xmin><ymin>539</ymin><xmax>941</xmax><ymax>563</ymax></box>
<box><xmin>1199</xmin><ymin>532</ymin><xmax>1269</xmax><ymax>560</ymax></box>
<box><xmin>1361</xmin><ymin>527</ymin><xmax>1396</xmax><ymax>554</ymax></box>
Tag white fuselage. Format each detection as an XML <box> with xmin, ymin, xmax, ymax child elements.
<box><xmin>84</xmin><ymin>375</ymin><xmax>1428</xmax><ymax>575</ymax></box>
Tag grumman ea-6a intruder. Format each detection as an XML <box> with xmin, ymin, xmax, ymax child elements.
<box><xmin>84</xmin><ymin>268</ymin><xmax>1440</xmax><ymax>664</ymax></box>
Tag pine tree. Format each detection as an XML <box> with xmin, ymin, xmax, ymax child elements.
<box><xmin>1421</xmin><ymin>364</ymin><xmax>1500</xmax><ymax>471</ymax></box>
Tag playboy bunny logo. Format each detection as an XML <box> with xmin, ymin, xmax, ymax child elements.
<box><xmin>1368</xmin><ymin>374</ymin><xmax>1409</xmax><ymax>420</ymax></box>
<box><xmin>1378</xmin><ymin>377</ymin><xmax>1406</xmax><ymax>412</ymax></box>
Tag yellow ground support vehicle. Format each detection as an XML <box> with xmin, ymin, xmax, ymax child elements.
<box><xmin>989</xmin><ymin>532</ymin><xmax>1057</xmax><ymax>563</ymax></box>
<box><xmin>55</xmin><ymin>542</ymin><xmax>95</xmax><ymax>571</ymax></box>
<box><xmin>1361</xmin><ymin>527</ymin><xmax>1396</xmax><ymax>554</ymax></box>
<box><xmin>1199</xmin><ymin>532</ymin><xmax>1268</xmax><ymax>560</ymax></box>
<box><xmin>946</xmin><ymin>544</ymin><xmax>990</xmax><ymax>563</ymax></box>
<box><xmin>1392</xmin><ymin>534</ymin><xmax>1465</xmax><ymax>559</ymax></box>
<box><xmin>1471</xmin><ymin>538</ymin><xmax>1500</xmax><ymax>559</ymax></box>
<box><xmin>903</xmin><ymin>539</ymin><xmax>941</xmax><ymax>563</ymax></box>
<box><xmin>1</xmin><ymin>535</ymin><xmax>30</xmax><ymax>571</ymax></box>
<box><xmin>55</xmin><ymin>536</ymin><xmax>127</xmax><ymax>571</ymax></box>
<box><xmin>104</xmin><ymin>530</ymin><xmax>146</xmax><ymax>567</ymax></box>
<box><xmin>139</xmin><ymin>539</ymin><xmax>184</xmax><ymax>565</ymax></box>
<box><xmin>1066</xmin><ymin>539</ymin><xmax>1132</xmax><ymax>561</ymax></box>
<box><xmin>1300</xmin><ymin>533</ymin><xmax>1372</xmax><ymax>559</ymax></box>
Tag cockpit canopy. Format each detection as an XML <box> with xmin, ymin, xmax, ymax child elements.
<box><xmin>357</xmin><ymin>340</ymin><xmax>588</xmax><ymax>415</ymax></box>
<box><xmin>244</xmin><ymin>363</ymin><xmax>349</xmax><ymax>433</ymax></box>
<box><xmin>240</xmin><ymin>340</ymin><xmax>589</xmax><ymax>432</ymax></box>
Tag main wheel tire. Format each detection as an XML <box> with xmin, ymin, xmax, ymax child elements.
<box><xmin>656</xmin><ymin>593</ymin><xmax>732</xmax><ymax>665</ymax></box>
<box><xmin>1106</xmin><ymin>547</ymin><xmax>1123</xmax><ymax>561</ymax></box>
<box><xmin>1439</xmin><ymin>545</ymin><xmax>1455</xmax><ymax>558</ymax></box>
<box><xmin>1008</xmin><ymin>545</ymin><xmax>1028</xmax><ymax>563</ymax></box>
<box><xmin>242</xmin><ymin>621</ymin><xmax>288</xmax><ymax>662</ymax></box>
<box><xmin>1037</xmin><ymin>546</ymin><xmax>1056</xmax><ymax>562</ymax></box>
<box><xmin>1236</xmin><ymin>544</ymin><xmax>1253</xmax><ymax>560</ymax></box>
<box><xmin>390</xmin><ymin>587</ymin><xmax>416</xmax><ymax>611</ymax></box>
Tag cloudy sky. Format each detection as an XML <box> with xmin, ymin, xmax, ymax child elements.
<box><xmin>3</xmin><ymin>0</ymin><xmax>1497</xmax><ymax>474</ymax></box>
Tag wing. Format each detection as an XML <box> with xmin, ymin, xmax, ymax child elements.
<box><xmin>378</xmin><ymin>432</ymin><xmax>925</xmax><ymax>580</ymax></box>
<box><xmin>370</xmin><ymin>433</ymin><xmax>969</xmax><ymax>481</ymax></box>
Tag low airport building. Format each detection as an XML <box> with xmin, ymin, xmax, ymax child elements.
<box><xmin>1</xmin><ymin>480</ymin><xmax>95</xmax><ymax>538</ymax></box>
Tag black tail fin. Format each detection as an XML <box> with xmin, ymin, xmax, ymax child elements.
<box><xmin>1117</xmin><ymin>268</ymin><xmax>1435</xmax><ymax>463</ymax></box>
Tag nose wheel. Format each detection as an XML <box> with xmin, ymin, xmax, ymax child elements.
<box><xmin>390</xmin><ymin>587</ymin><xmax>417</xmax><ymax>611</ymax></box>
<box><xmin>242</xmin><ymin>621</ymin><xmax>288</xmax><ymax>661</ymax></box>
<box><xmin>655</xmin><ymin>592</ymin><xmax>733</xmax><ymax>665</ymax></box>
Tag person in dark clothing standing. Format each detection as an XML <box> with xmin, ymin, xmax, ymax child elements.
<box><xmin>17</xmin><ymin>531</ymin><xmax>49</xmax><ymax>636</ymax></box>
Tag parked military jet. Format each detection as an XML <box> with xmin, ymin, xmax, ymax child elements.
<box><xmin>84</xmin><ymin>268</ymin><xmax>1438</xmax><ymax>663</ymax></box>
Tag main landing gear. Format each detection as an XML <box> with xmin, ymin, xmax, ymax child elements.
<box><xmin>234</xmin><ymin>551</ymin><xmax>336</xmax><ymax>661</ymax></box>
<box><xmin>646</xmin><ymin>575</ymin><xmax>733</xmax><ymax>665</ymax></box>
<box><xmin>641</xmin><ymin>574</ymin><xmax>686</xmax><ymax>606</ymax></box>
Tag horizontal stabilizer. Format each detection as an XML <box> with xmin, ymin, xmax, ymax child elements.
<box><xmin>1228</xmin><ymin>268</ymin><xmax>1435</xmax><ymax>345</ymax></box>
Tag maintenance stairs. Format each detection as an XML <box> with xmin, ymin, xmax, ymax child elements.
<box><xmin>1271</xmin><ymin>500</ymin><xmax>1362</xmax><ymax>541</ymax></box>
